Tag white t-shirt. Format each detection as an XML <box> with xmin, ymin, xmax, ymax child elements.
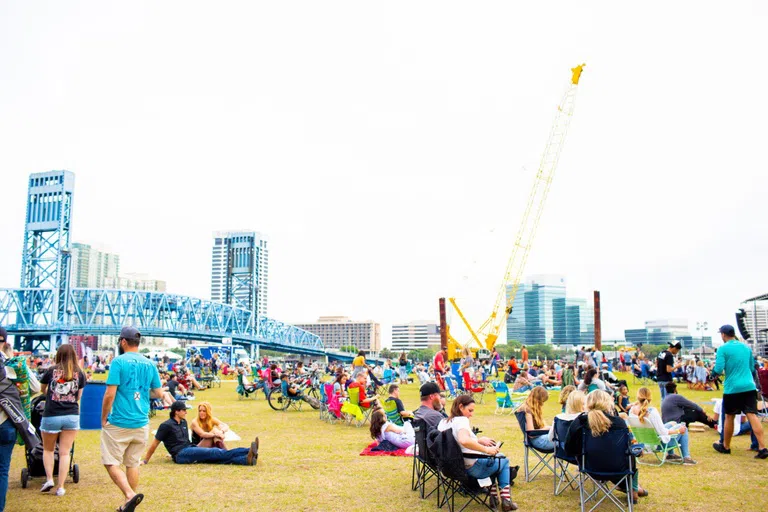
<box><xmin>629</xmin><ymin>406</ymin><xmax>677</xmax><ymax>443</ymax></box>
<box><xmin>713</xmin><ymin>399</ymin><xmax>744</xmax><ymax>436</ymax></box>
<box><xmin>437</xmin><ymin>416</ymin><xmax>485</xmax><ymax>467</ymax></box>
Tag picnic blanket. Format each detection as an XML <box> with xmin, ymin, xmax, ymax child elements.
<box><xmin>359</xmin><ymin>441</ymin><xmax>412</xmax><ymax>457</ymax></box>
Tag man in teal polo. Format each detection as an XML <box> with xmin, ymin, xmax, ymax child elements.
<box><xmin>712</xmin><ymin>324</ymin><xmax>767</xmax><ymax>459</ymax></box>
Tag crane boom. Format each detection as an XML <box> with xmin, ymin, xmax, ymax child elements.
<box><xmin>477</xmin><ymin>64</ymin><xmax>586</xmax><ymax>343</ymax></box>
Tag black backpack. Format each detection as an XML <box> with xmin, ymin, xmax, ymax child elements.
<box><xmin>427</xmin><ymin>427</ymin><xmax>473</xmax><ymax>486</ymax></box>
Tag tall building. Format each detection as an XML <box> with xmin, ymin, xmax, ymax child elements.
<box><xmin>70</xmin><ymin>242</ymin><xmax>120</xmax><ymax>288</ymax></box>
<box><xmin>391</xmin><ymin>321</ymin><xmax>440</xmax><ymax>352</ymax></box>
<box><xmin>505</xmin><ymin>275</ymin><xmax>592</xmax><ymax>345</ymax></box>
<box><xmin>294</xmin><ymin>316</ymin><xmax>381</xmax><ymax>352</ymax></box>
<box><xmin>210</xmin><ymin>231</ymin><xmax>269</xmax><ymax>316</ymax></box>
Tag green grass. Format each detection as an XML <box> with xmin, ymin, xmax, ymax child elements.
<box><xmin>6</xmin><ymin>372</ymin><xmax>768</xmax><ymax>511</ymax></box>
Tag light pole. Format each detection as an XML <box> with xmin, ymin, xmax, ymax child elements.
<box><xmin>696</xmin><ymin>321</ymin><xmax>709</xmax><ymax>359</ymax></box>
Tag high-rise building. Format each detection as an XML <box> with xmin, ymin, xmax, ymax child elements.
<box><xmin>294</xmin><ymin>316</ymin><xmax>381</xmax><ymax>352</ymax></box>
<box><xmin>391</xmin><ymin>321</ymin><xmax>440</xmax><ymax>352</ymax></box>
<box><xmin>505</xmin><ymin>275</ymin><xmax>592</xmax><ymax>345</ymax></box>
<box><xmin>70</xmin><ymin>242</ymin><xmax>120</xmax><ymax>288</ymax></box>
<box><xmin>210</xmin><ymin>231</ymin><xmax>269</xmax><ymax>316</ymax></box>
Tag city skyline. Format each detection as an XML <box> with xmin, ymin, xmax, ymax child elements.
<box><xmin>1</xmin><ymin>3</ymin><xmax>766</xmax><ymax>349</ymax></box>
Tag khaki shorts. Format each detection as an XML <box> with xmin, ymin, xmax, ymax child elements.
<box><xmin>101</xmin><ymin>423</ymin><xmax>149</xmax><ymax>468</ymax></box>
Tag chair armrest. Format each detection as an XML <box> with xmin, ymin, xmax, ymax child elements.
<box><xmin>527</xmin><ymin>429</ymin><xmax>550</xmax><ymax>438</ymax></box>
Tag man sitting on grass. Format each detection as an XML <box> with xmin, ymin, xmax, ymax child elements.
<box><xmin>141</xmin><ymin>401</ymin><xmax>258</xmax><ymax>466</ymax></box>
<box><xmin>661</xmin><ymin>382</ymin><xmax>716</xmax><ymax>428</ymax></box>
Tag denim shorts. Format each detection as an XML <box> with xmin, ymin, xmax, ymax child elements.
<box><xmin>40</xmin><ymin>414</ymin><xmax>80</xmax><ymax>433</ymax></box>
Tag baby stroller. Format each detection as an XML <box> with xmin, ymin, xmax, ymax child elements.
<box><xmin>21</xmin><ymin>395</ymin><xmax>79</xmax><ymax>489</ymax></box>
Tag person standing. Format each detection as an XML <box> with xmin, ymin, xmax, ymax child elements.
<box><xmin>711</xmin><ymin>325</ymin><xmax>767</xmax><ymax>458</ymax></box>
<box><xmin>655</xmin><ymin>341</ymin><xmax>681</xmax><ymax>400</ymax></box>
<box><xmin>101</xmin><ymin>327</ymin><xmax>164</xmax><ymax>512</ymax></box>
<box><xmin>521</xmin><ymin>346</ymin><xmax>529</xmax><ymax>365</ymax></box>
<box><xmin>39</xmin><ymin>344</ymin><xmax>87</xmax><ymax>496</ymax></box>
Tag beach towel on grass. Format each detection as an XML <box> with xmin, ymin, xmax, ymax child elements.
<box><xmin>359</xmin><ymin>441</ymin><xmax>412</xmax><ymax>457</ymax></box>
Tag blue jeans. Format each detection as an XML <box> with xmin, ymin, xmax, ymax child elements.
<box><xmin>530</xmin><ymin>434</ymin><xmax>555</xmax><ymax>451</ymax></box>
<box><xmin>175</xmin><ymin>446</ymin><xmax>250</xmax><ymax>465</ymax></box>
<box><xmin>467</xmin><ymin>456</ymin><xmax>511</xmax><ymax>488</ymax></box>
<box><xmin>658</xmin><ymin>382</ymin><xmax>669</xmax><ymax>401</ymax></box>
<box><xmin>516</xmin><ymin>385</ymin><xmax>532</xmax><ymax>393</ymax></box>
<box><xmin>663</xmin><ymin>422</ymin><xmax>689</xmax><ymax>458</ymax></box>
<box><xmin>0</xmin><ymin>419</ymin><xmax>17</xmax><ymax>512</ymax></box>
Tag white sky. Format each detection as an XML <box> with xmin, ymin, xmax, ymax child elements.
<box><xmin>1</xmin><ymin>1</ymin><xmax>766</xmax><ymax>347</ymax></box>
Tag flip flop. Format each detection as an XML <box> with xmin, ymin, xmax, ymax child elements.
<box><xmin>118</xmin><ymin>493</ymin><xmax>144</xmax><ymax>512</ymax></box>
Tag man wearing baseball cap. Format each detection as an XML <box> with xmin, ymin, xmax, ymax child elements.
<box><xmin>141</xmin><ymin>401</ymin><xmax>258</xmax><ymax>466</ymax></box>
<box><xmin>712</xmin><ymin>324</ymin><xmax>767</xmax><ymax>459</ymax></box>
<box><xmin>656</xmin><ymin>341</ymin><xmax>682</xmax><ymax>400</ymax></box>
<box><xmin>413</xmin><ymin>382</ymin><xmax>446</xmax><ymax>430</ymax></box>
<box><xmin>101</xmin><ymin>326</ymin><xmax>164</xmax><ymax>512</ymax></box>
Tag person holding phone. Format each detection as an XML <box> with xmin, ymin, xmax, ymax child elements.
<box><xmin>437</xmin><ymin>395</ymin><xmax>517</xmax><ymax>511</ymax></box>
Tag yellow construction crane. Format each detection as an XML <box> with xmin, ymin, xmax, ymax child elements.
<box><xmin>446</xmin><ymin>64</ymin><xmax>586</xmax><ymax>361</ymax></box>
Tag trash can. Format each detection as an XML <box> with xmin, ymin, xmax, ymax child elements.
<box><xmin>80</xmin><ymin>380</ymin><xmax>107</xmax><ymax>430</ymax></box>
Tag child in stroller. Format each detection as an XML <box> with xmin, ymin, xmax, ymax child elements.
<box><xmin>21</xmin><ymin>395</ymin><xmax>79</xmax><ymax>489</ymax></box>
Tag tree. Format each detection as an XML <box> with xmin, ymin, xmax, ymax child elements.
<box><xmin>379</xmin><ymin>348</ymin><xmax>395</xmax><ymax>359</ymax></box>
<box><xmin>139</xmin><ymin>348</ymin><xmax>150</xmax><ymax>354</ymax></box>
<box><xmin>407</xmin><ymin>347</ymin><xmax>438</xmax><ymax>363</ymax></box>
<box><xmin>169</xmin><ymin>347</ymin><xmax>186</xmax><ymax>357</ymax></box>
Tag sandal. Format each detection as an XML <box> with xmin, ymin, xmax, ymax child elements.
<box><xmin>117</xmin><ymin>493</ymin><xmax>144</xmax><ymax>512</ymax></box>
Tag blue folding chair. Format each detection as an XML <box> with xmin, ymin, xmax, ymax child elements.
<box><xmin>578</xmin><ymin>427</ymin><xmax>635</xmax><ymax>512</ymax></box>
<box><xmin>552</xmin><ymin>417</ymin><xmax>579</xmax><ymax>496</ymax></box>
<box><xmin>514</xmin><ymin>411</ymin><xmax>554</xmax><ymax>482</ymax></box>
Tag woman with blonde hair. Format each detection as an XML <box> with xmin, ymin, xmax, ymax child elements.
<box><xmin>39</xmin><ymin>344</ymin><xmax>86</xmax><ymax>496</ymax></box>
<box><xmin>190</xmin><ymin>402</ymin><xmax>229</xmax><ymax>449</ymax></box>
<box><xmin>517</xmin><ymin>386</ymin><xmax>554</xmax><ymax>451</ymax></box>
<box><xmin>558</xmin><ymin>385</ymin><xmax>576</xmax><ymax>413</ymax></box>
<box><xmin>548</xmin><ymin>390</ymin><xmax>586</xmax><ymax>443</ymax></box>
<box><xmin>565</xmin><ymin>390</ymin><xmax>648</xmax><ymax>503</ymax></box>
<box><xmin>629</xmin><ymin>387</ymin><xmax>695</xmax><ymax>465</ymax></box>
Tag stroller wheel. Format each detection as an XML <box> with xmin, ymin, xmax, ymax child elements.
<box><xmin>21</xmin><ymin>467</ymin><xmax>28</xmax><ymax>489</ymax></box>
<box><xmin>72</xmin><ymin>464</ymin><xmax>80</xmax><ymax>483</ymax></box>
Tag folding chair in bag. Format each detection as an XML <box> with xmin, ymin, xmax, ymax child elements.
<box><xmin>382</xmin><ymin>397</ymin><xmax>404</xmax><ymax>426</ymax></box>
<box><xmin>625</xmin><ymin>416</ymin><xmax>683</xmax><ymax>467</ymax></box>
<box><xmin>411</xmin><ymin>419</ymin><xmax>439</xmax><ymax>500</ymax></box>
<box><xmin>578</xmin><ymin>427</ymin><xmax>636</xmax><ymax>512</ymax></box>
<box><xmin>462</xmin><ymin>373</ymin><xmax>486</xmax><ymax>404</ymax></box>
<box><xmin>514</xmin><ymin>411</ymin><xmax>554</xmax><ymax>482</ymax></box>
<box><xmin>552</xmin><ymin>417</ymin><xmax>579</xmax><ymax>496</ymax></box>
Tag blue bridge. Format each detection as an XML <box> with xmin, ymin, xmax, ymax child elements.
<box><xmin>1</xmin><ymin>170</ymin><xmax>351</xmax><ymax>361</ymax></box>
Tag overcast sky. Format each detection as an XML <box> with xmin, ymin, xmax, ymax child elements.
<box><xmin>1</xmin><ymin>1</ymin><xmax>766</xmax><ymax>347</ymax></box>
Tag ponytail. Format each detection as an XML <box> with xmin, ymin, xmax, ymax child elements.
<box><xmin>587</xmin><ymin>409</ymin><xmax>612</xmax><ymax>436</ymax></box>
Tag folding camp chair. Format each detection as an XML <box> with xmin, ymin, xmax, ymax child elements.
<box><xmin>341</xmin><ymin>386</ymin><xmax>373</xmax><ymax>427</ymax></box>
<box><xmin>491</xmin><ymin>381</ymin><xmax>520</xmax><ymax>415</ymax></box>
<box><xmin>411</xmin><ymin>419</ymin><xmax>439</xmax><ymax>500</ymax></box>
<box><xmin>462</xmin><ymin>373</ymin><xmax>486</xmax><ymax>404</ymax></box>
<box><xmin>444</xmin><ymin>375</ymin><xmax>459</xmax><ymax>399</ymax></box>
<box><xmin>578</xmin><ymin>427</ymin><xmax>635</xmax><ymax>512</ymax></box>
<box><xmin>552</xmin><ymin>416</ymin><xmax>579</xmax><ymax>496</ymax></box>
<box><xmin>625</xmin><ymin>416</ymin><xmax>683</xmax><ymax>467</ymax></box>
<box><xmin>514</xmin><ymin>411</ymin><xmax>555</xmax><ymax>482</ymax></box>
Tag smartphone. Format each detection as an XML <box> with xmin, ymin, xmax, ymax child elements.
<box><xmin>497</xmin><ymin>442</ymin><xmax>504</xmax><ymax>449</ymax></box>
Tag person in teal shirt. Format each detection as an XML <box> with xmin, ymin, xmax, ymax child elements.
<box><xmin>101</xmin><ymin>327</ymin><xmax>163</xmax><ymax>512</ymax></box>
<box><xmin>711</xmin><ymin>324</ymin><xmax>767</xmax><ymax>459</ymax></box>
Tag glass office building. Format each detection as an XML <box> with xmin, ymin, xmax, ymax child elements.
<box><xmin>506</xmin><ymin>275</ymin><xmax>593</xmax><ymax>346</ymax></box>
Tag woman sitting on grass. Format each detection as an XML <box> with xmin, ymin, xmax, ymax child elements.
<box><xmin>516</xmin><ymin>386</ymin><xmax>555</xmax><ymax>451</ymax></box>
<box><xmin>565</xmin><ymin>390</ymin><xmax>648</xmax><ymax>504</ymax></box>
<box><xmin>628</xmin><ymin>387</ymin><xmax>696</xmax><ymax>465</ymax></box>
<box><xmin>578</xmin><ymin>367</ymin><xmax>612</xmax><ymax>394</ymax></box>
<box><xmin>369</xmin><ymin>407</ymin><xmax>414</xmax><ymax>449</ymax></box>
<box><xmin>191</xmin><ymin>402</ymin><xmax>229</xmax><ymax>449</ymax></box>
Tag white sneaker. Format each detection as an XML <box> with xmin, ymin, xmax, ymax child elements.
<box><xmin>40</xmin><ymin>480</ymin><xmax>54</xmax><ymax>492</ymax></box>
<box><xmin>55</xmin><ymin>488</ymin><xmax>66</xmax><ymax>497</ymax></box>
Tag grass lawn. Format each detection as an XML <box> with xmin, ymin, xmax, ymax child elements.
<box><xmin>6</xmin><ymin>372</ymin><xmax>767</xmax><ymax>511</ymax></box>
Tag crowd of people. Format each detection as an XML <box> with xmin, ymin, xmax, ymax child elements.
<box><xmin>0</xmin><ymin>323</ymin><xmax>767</xmax><ymax>512</ymax></box>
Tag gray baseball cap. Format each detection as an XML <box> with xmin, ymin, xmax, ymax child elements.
<box><xmin>119</xmin><ymin>326</ymin><xmax>141</xmax><ymax>342</ymax></box>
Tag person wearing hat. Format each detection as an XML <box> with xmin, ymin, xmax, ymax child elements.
<box><xmin>711</xmin><ymin>325</ymin><xmax>767</xmax><ymax>459</ymax></box>
<box><xmin>413</xmin><ymin>382</ymin><xmax>446</xmax><ymax>430</ymax></box>
<box><xmin>101</xmin><ymin>327</ymin><xmax>165</xmax><ymax>512</ymax></box>
<box><xmin>655</xmin><ymin>341</ymin><xmax>682</xmax><ymax>400</ymax></box>
<box><xmin>141</xmin><ymin>401</ymin><xmax>259</xmax><ymax>466</ymax></box>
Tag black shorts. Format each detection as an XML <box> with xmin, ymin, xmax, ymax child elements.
<box><xmin>722</xmin><ymin>390</ymin><xmax>759</xmax><ymax>416</ymax></box>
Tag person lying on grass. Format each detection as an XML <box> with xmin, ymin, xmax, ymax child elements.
<box><xmin>369</xmin><ymin>407</ymin><xmax>414</xmax><ymax>449</ymax></box>
<box><xmin>141</xmin><ymin>401</ymin><xmax>258</xmax><ymax>466</ymax></box>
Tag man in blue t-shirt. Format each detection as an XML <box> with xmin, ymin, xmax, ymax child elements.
<box><xmin>101</xmin><ymin>327</ymin><xmax>163</xmax><ymax>512</ymax></box>
<box><xmin>711</xmin><ymin>324</ymin><xmax>767</xmax><ymax>459</ymax></box>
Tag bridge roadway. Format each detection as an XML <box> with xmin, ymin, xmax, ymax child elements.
<box><xmin>0</xmin><ymin>287</ymin><xmax>360</xmax><ymax>361</ymax></box>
